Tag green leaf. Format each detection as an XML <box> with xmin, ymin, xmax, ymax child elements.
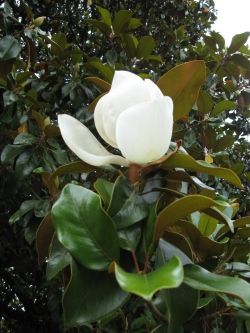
<box><xmin>164</xmin><ymin>284</ymin><xmax>199</xmax><ymax>333</ymax></box>
<box><xmin>46</xmin><ymin>236</ymin><xmax>71</xmax><ymax>280</ymax></box>
<box><xmin>113</xmin><ymin>256</ymin><xmax>183</xmax><ymax>301</ymax></box>
<box><xmin>112</xmin><ymin>10</ymin><xmax>133</xmax><ymax>34</ymax></box>
<box><xmin>85</xmin><ymin>76</ymin><xmax>111</xmax><ymax>92</ymax></box>
<box><xmin>117</xmin><ymin>224</ymin><xmax>141</xmax><ymax>251</ymax></box>
<box><xmin>156</xmin><ymin>239</ymin><xmax>192</xmax><ymax>267</ymax></box>
<box><xmin>184</xmin><ymin>264</ymin><xmax>250</xmax><ymax>307</ymax></box>
<box><xmin>197</xmin><ymin>90</ymin><xmax>213</xmax><ymax>114</ymax></box>
<box><xmin>51</xmin><ymin>161</ymin><xmax>97</xmax><ymax>180</ymax></box>
<box><xmin>136</xmin><ymin>36</ymin><xmax>156</xmax><ymax>58</ymax></box>
<box><xmin>52</xmin><ymin>184</ymin><xmax>120</xmax><ymax>271</ymax></box>
<box><xmin>108</xmin><ymin>176</ymin><xmax>147</xmax><ymax>229</ymax></box>
<box><xmin>0</xmin><ymin>36</ymin><xmax>22</xmax><ymax>60</ymax></box>
<box><xmin>36</xmin><ymin>214</ymin><xmax>54</xmax><ymax>265</ymax></box>
<box><xmin>63</xmin><ymin>259</ymin><xmax>128</xmax><ymax>327</ymax></box>
<box><xmin>1</xmin><ymin>144</ymin><xmax>27</xmax><ymax>163</ymax></box>
<box><xmin>157</xmin><ymin>60</ymin><xmax>206</xmax><ymax>121</ymax></box>
<box><xmin>227</xmin><ymin>32</ymin><xmax>250</xmax><ymax>54</ymax></box>
<box><xmin>97</xmin><ymin>6</ymin><xmax>112</xmax><ymax>26</ymax></box>
<box><xmin>211</xmin><ymin>100</ymin><xmax>237</xmax><ymax>117</ymax></box>
<box><xmin>198</xmin><ymin>213</ymin><xmax>218</xmax><ymax>236</ymax></box>
<box><xmin>94</xmin><ymin>178</ymin><xmax>113</xmax><ymax>207</ymax></box>
<box><xmin>13</xmin><ymin>133</ymin><xmax>38</xmax><ymax>145</ymax></box>
<box><xmin>87</xmin><ymin>60</ymin><xmax>114</xmax><ymax>82</ymax></box>
<box><xmin>163</xmin><ymin>152</ymin><xmax>243</xmax><ymax>189</ymax></box>
<box><xmin>213</xmin><ymin>135</ymin><xmax>235</xmax><ymax>152</ymax></box>
<box><xmin>9</xmin><ymin>199</ymin><xmax>38</xmax><ymax>224</ymax></box>
<box><xmin>87</xmin><ymin>19</ymin><xmax>112</xmax><ymax>34</ymax></box>
<box><xmin>230</xmin><ymin>54</ymin><xmax>250</xmax><ymax>70</ymax></box>
<box><xmin>121</xmin><ymin>33</ymin><xmax>138</xmax><ymax>58</ymax></box>
<box><xmin>154</xmin><ymin>195</ymin><xmax>215</xmax><ymax>240</ymax></box>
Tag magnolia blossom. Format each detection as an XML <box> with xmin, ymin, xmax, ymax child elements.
<box><xmin>58</xmin><ymin>71</ymin><xmax>173</xmax><ymax>167</ymax></box>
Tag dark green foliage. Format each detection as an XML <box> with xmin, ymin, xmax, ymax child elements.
<box><xmin>0</xmin><ymin>0</ymin><xmax>250</xmax><ymax>332</ymax></box>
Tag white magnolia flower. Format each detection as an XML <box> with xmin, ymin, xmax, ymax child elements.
<box><xmin>58</xmin><ymin>71</ymin><xmax>173</xmax><ymax>167</ymax></box>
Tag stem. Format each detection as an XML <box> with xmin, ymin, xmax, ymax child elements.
<box><xmin>131</xmin><ymin>251</ymin><xmax>140</xmax><ymax>273</ymax></box>
<box><xmin>129</xmin><ymin>164</ymin><xmax>141</xmax><ymax>184</ymax></box>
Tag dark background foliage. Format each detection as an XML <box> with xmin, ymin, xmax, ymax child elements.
<box><xmin>0</xmin><ymin>0</ymin><xmax>249</xmax><ymax>332</ymax></box>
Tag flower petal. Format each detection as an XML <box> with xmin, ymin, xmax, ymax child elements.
<box><xmin>144</xmin><ymin>79</ymin><xmax>164</xmax><ymax>100</ymax></box>
<box><xmin>116</xmin><ymin>96</ymin><xmax>173</xmax><ymax>164</ymax></box>
<box><xmin>94</xmin><ymin>71</ymin><xmax>152</xmax><ymax>146</ymax></box>
<box><xmin>58</xmin><ymin>114</ymin><xmax>129</xmax><ymax>167</ymax></box>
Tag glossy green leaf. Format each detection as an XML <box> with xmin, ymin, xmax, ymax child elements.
<box><xmin>97</xmin><ymin>6</ymin><xmax>112</xmax><ymax>26</ymax></box>
<box><xmin>121</xmin><ymin>33</ymin><xmax>138</xmax><ymax>58</ymax></box>
<box><xmin>164</xmin><ymin>284</ymin><xmax>199</xmax><ymax>333</ymax></box>
<box><xmin>1</xmin><ymin>144</ymin><xmax>27</xmax><ymax>163</ymax></box>
<box><xmin>94</xmin><ymin>178</ymin><xmax>113</xmax><ymax>207</ymax></box>
<box><xmin>108</xmin><ymin>176</ymin><xmax>147</xmax><ymax>228</ymax></box>
<box><xmin>46</xmin><ymin>235</ymin><xmax>71</xmax><ymax>280</ymax></box>
<box><xmin>52</xmin><ymin>184</ymin><xmax>120</xmax><ymax>270</ymax></box>
<box><xmin>213</xmin><ymin>135</ymin><xmax>235</xmax><ymax>152</ymax></box>
<box><xmin>210</xmin><ymin>100</ymin><xmax>237</xmax><ymax>117</ymax></box>
<box><xmin>50</xmin><ymin>161</ymin><xmax>97</xmax><ymax>180</ymax></box>
<box><xmin>114</xmin><ymin>256</ymin><xmax>183</xmax><ymax>301</ymax></box>
<box><xmin>85</xmin><ymin>76</ymin><xmax>111</xmax><ymax>92</ymax></box>
<box><xmin>117</xmin><ymin>224</ymin><xmax>141</xmax><ymax>251</ymax></box>
<box><xmin>231</xmin><ymin>54</ymin><xmax>250</xmax><ymax>70</ymax></box>
<box><xmin>227</xmin><ymin>32</ymin><xmax>250</xmax><ymax>54</ymax></box>
<box><xmin>36</xmin><ymin>213</ymin><xmax>54</xmax><ymax>264</ymax></box>
<box><xmin>156</xmin><ymin>239</ymin><xmax>192</xmax><ymax>267</ymax></box>
<box><xmin>87</xmin><ymin>19</ymin><xmax>112</xmax><ymax>34</ymax></box>
<box><xmin>112</xmin><ymin>10</ymin><xmax>133</xmax><ymax>34</ymax></box>
<box><xmin>0</xmin><ymin>36</ymin><xmax>22</xmax><ymax>60</ymax></box>
<box><xmin>13</xmin><ymin>133</ymin><xmax>38</xmax><ymax>145</ymax></box>
<box><xmin>64</xmin><ymin>259</ymin><xmax>128</xmax><ymax>327</ymax></box>
<box><xmin>215</xmin><ymin>216</ymin><xmax>250</xmax><ymax>240</ymax></box>
<box><xmin>157</xmin><ymin>60</ymin><xmax>206</xmax><ymax>121</ymax></box>
<box><xmin>163</xmin><ymin>152</ymin><xmax>243</xmax><ymax>189</ymax></box>
<box><xmin>136</xmin><ymin>36</ymin><xmax>156</xmax><ymax>58</ymax></box>
<box><xmin>184</xmin><ymin>264</ymin><xmax>250</xmax><ymax>307</ymax></box>
<box><xmin>154</xmin><ymin>195</ymin><xmax>215</xmax><ymax>240</ymax></box>
<box><xmin>9</xmin><ymin>199</ymin><xmax>39</xmax><ymax>224</ymax></box>
<box><xmin>198</xmin><ymin>213</ymin><xmax>218</xmax><ymax>236</ymax></box>
<box><xmin>197</xmin><ymin>90</ymin><xmax>213</xmax><ymax>114</ymax></box>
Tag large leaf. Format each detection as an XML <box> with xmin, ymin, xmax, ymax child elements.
<box><xmin>227</xmin><ymin>32</ymin><xmax>250</xmax><ymax>54</ymax></box>
<box><xmin>112</xmin><ymin>10</ymin><xmax>133</xmax><ymax>34</ymax></box>
<box><xmin>184</xmin><ymin>264</ymin><xmax>250</xmax><ymax>307</ymax></box>
<box><xmin>64</xmin><ymin>259</ymin><xmax>128</xmax><ymax>327</ymax></box>
<box><xmin>163</xmin><ymin>152</ymin><xmax>243</xmax><ymax>189</ymax></box>
<box><xmin>164</xmin><ymin>284</ymin><xmax>199</xmax><ymax>333</ymax></box>
<box><xmin>136</xmin><ymin>36</ymin><xmax>156</xmax><ymax>58</ymax></box>
<box><xmin>0</xmin><ymin>36</ymin><xmax>22</xmax><ymax>60</ymax></box>
<box><xmin>52</xmin><ymin>184</ymin><xmax>120</xmax><ymax>271</ymax></box>
<box><xmin>46</xmin><ymin>235</ymin><xmax>71</xmax><ymax>280</ymax></box>
<box><xmin>108</xmin><ymin>176</ymin><xmax>148</xmax><ymax>228</ymax></box>
<box><xmin>85</xmin><ymin>76</ymin><xmax>111</xmax><ymax>92</ymax></box>
<box><xmin>157</xmin><ymin>60</ymin><xmax>206</xmax><ymax>121</ymax></box>
<box><xmin>211</xmin><ymin>100</ymin><xmax>237</xmax><ymax>117</ymax></box>
<box><xmin>154</xmin><ymin>195</ymin><xmax>215</xmax><ymax>240</ymax></box>
<box><xmin>113</xmin><ymin>256</ymin><xmax>183</xmax><ymax>301</ymax></box>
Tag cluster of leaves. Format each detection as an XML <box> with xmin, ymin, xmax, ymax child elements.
<box><xmin>0</xmin><ymin>0</ymin><xmax>250</xmax><ymax>332</ymax></box>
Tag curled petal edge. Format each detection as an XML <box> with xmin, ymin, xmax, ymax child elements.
<box><xmin>58</xmin><ymin>114</ymin><xmax>129</xmax><ymax>167</ymax></box>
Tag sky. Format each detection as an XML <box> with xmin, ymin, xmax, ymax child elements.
<box><xmin>212</xmin><ymin>0</ymin><xmax>250</xmax><ymax>46</ymax></box>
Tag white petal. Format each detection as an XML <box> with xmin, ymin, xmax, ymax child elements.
<box><xmin>58</xmin><ymin>114</ymin><xmax>129</xmax><ymax>167</ymax></box>
<box><xmin>111</xmin><ymin>70</ymin><xmax>144</xmax><ymax>89</ymax></box>
<box><xmin>116</xmin><ymin>96</ymin><xmax>173</xmax><ymax>164</ymax></box>
<box><xmin>144</xmin><ymin>79</ymin><xmax>164</xmax><ymax>100</ymax></box>
<box><xmin>94</xmin><ymin>71</ymin><xmax>152</xmax><ymax>146</ymax></box>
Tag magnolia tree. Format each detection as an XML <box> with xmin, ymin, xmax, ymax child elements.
<box><xmin>1</xmin><ymin>1</ymin><xmax>250</xmax><ymax>332</ymax></box>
